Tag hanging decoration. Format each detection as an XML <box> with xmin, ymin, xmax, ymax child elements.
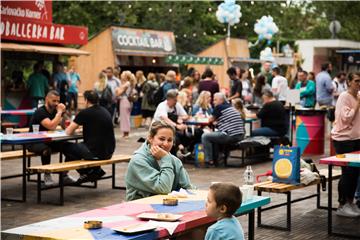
<box><xmin>215</xmin><ymin>0</ymin><xmax>242</xmax><ymax>45</ymax></box>
<box><xmin>250</xmin><ymin>15</ymin><xmax>279</xmax><ymax>47</ymax></box>
<box><xmin>166</xmin><ymin>55</ymin><xmax>224</xmax><ymax>65</ymax></box>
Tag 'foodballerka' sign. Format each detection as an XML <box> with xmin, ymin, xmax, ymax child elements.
<box><xmin>112</xmin><ymin>27</ymin><xmax>176</xmax><ymax>56</ymax></box>
<box><xmin>1</xmin><ymin>19</ymin><xmax>88</xmax><ymax>45</ymax></box>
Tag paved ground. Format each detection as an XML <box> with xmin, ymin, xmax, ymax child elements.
<box><xmin>1</xmin><ymin>127</ymin><xmax>359</xmax><ymax>239</ymax></box>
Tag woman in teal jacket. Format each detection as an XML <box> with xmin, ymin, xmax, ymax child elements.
<box><xmin>295</xmin><ymin>71</ymin><xmax>316</xmax><ymax>108</ymax></box>
<box><xmin>125</xmin><ymin>121</ymin><xmax>194</xmax><ymax>201</ymax></box>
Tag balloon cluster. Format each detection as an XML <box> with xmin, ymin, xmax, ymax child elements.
<box><xmin>260</xmin><ymin>47</ymin><xmax>275</xmax><ymax>62</ymax></box>
<box><xmin>254</xmin><ymin>15</ymin><xmax>279</xmax><ymax>44</ymax></box>
<box><xmin>216</xmin><ymin>0</ymin><xmax>242</xmax><ymax>26</ymax></box>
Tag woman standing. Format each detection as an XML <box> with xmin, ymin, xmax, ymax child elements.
<box><xmin>331</xmin><ymin>72</ymin><xmax>360</xmax><ymax>217</ymax></box>
<box><xmin>125</xmin><ymin>121</ymin><xmax>194</xmax><ymax>201</ymax></box>
<box><xmin>253</xmin><ymin>75</ymin><xmax>271</xmax><ymax>106</ymax></box>
<box><xmin>94</xmin><ymin>72</ymin><xmax>112</xmax><ymax>114</ymax></box>
<box><xmin>141</xmin><ymin>72</ymin><xmax>159</xmax><ymax>127</ymax></box>
<box><xmin>116</xmin><ymin>71</ymin><xmax>136</xmax><ymax>138</ymax></box>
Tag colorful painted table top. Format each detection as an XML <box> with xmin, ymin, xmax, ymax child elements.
<box><xmin>0</xmin><ymin>130</ymin><xmax>82</xmax><ymax>145</ymax></box>
<box><xmin>1</xmin><ymin>109</ymin><xmax>35</xmax><ymax>116</ymax></box>
<box><xmin>185</xmin><ymin>118</ymin><xmax>210</xmax><ymax>125</ymax></box>
<box><xmin>320</xmin><ymin>151</ymin><xmax>360</xmax><ymax>167</ymax></box>
<box><xmin>2</xmin><ymin>190</ymin><xmax>270</xmax><ymax>240</ymax></box>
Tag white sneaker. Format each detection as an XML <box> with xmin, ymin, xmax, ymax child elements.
<box><xmin>63</xmin><ymin>174</ymin><xmax>77</xmax><ymax>185</ymax></box>
<box><xmin>44</xmin><ymin>173</ymin><xmax>56</xmax><ymax>187</ymax></box>
<box><xmin>350</xmin><ymin>202</ymin><xmax>360</xmax><ymax>215</ymax></box>
<box><xmin>336</xmin><ymin>203</ymin><xmax>360</xmax><ymax>217</ymax></box>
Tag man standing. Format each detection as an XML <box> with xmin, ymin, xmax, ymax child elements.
<box><xmin>202</xmin><ymin>92</ymin><xmax>245</xmax><ymax>166</ymax></box>
<box><xmin>316</xmin><ymin>63</ymin><xmax>334</xmax><ymax>107</ymax></box>
<box><xmin>295</xmin><ymin>70</ymin><xmax>316</xmax><ymax>108</ymax></box>
<box><xmin>105</xmin><ymin>67</ymin><xmax>121</xmax><ymax>124</ymax></box>
<box><xmin>333</xmin><ymin>72</ymin><xmax>347</xmax><ymax>105</ymax></box>
<box><xmin>227</xmin><ymin>67</ymin><xmax>243</xmax><ymax>101</ymax></box>
<box><xmin>52</xmin><ymin>62</ymin><xmax>69</xmax><ymax>105</ymax></box>
<box><xmin>259</xmin><ymin>61</ymin><xmax>273</xmax><ymax>86</ymax></box>
<box><xmin>27</xmin><ymin>91</ymin><xmax>72</xmax><ymax>186</ymax></box>
<box><xmin>27</xmin><ymin>62</ymin><xmax>49</xmax><ymax>108</ymax></box>
<box><xmin>271</xmin><ymin>67</ymin><xmax>288</xmax><ymax>104</ymax></box>
<box><xmin>67</xmin><ymin>66</ymin><xmax>81</xmax><ymax>114</ymax></box>
<box><xmin>250</xmin><ymin>90</ymin><xmax>288</xmax><ymax>137</ymax></box>
<box><xmin>65</xmin><ymin>90</ymin><xmax>116</xmax><ymax>183</ymax></box>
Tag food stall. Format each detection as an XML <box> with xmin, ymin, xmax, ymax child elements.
<box><xmin>1</xmin><ymin>0</ymin><xmax>89</xmax><ymax>127</ymax></box>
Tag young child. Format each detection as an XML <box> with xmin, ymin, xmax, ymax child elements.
<box><xmin>205</xmin><ymin>183</ymin><xmax>244</xmax><ymax>240</ymax></box>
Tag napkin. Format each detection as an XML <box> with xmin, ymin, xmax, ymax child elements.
<box><xmin>146</xmin><ymin>220</ymin><xmax>180</xmax><ymax>235</ymax></box>
<box><xmin>168</xmin><ymin>188</ymin><xmax>191</xmax><ymax>198</ymax></box>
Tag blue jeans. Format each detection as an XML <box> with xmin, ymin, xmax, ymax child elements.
<box><xmin>252</xmin><ymin>127</ymin><xmax>281</xmax><ymax>137</ymax></box>
<box><xmin>201</xmin><ymin>131</ymin><xmax>244</xmax><ymax>163</ymax></box>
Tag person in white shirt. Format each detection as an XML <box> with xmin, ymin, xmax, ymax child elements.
<box><xmin>271</xmin><ymin>67</ymin><xmax>288</xmax><ymax>104</ymax></box>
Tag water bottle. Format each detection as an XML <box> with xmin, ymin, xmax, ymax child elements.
<box><xmin>243</xmin><ymin>166</ymin><xmax>255</xmax><ymax>185</ymax></box>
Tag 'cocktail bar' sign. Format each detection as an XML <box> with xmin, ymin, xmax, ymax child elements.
<box><xmin>112</xmin><ymin>27</ymin><xmax>176</xmax><ymax>56</ymax></box>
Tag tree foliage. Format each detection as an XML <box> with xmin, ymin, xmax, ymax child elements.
<box><xmin>53</xmin><ymin>1</ymin><xmax>360</xmax><ymax>54</ymax></box>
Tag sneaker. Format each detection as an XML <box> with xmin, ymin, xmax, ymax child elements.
<box><xmin>350</xmin><ymin>202</ymin><xmax>360</xmax><ymax>215</ymax></box>
<box><xmin>336</xmin><ymin>203</ymin><xmax>360</xmax><ymax>217</ymax></box>
<box><xmin>63</xmin><ymin>174</ymin><xmax>77</xmax><ymax>185</ymax></box>
<box><xmin>44</xmin><ymin>173</ymin><xmax>56</xmax><ymax>187</ymax></box>
<box><xmin>76</xmin><ymin>174</ymin><xmax>90</xmax><ymax>184</ymax></box>
<box><xmin>88</xmin><ymin>169</ymin><xmax>106</xmax><ymax>182</ymax></box>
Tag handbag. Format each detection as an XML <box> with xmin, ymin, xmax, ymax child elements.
<box><xmin>272</xmin><ymin>145</ymin><xmax>301</xmax><ymax>184</ymax></box>
<box><xmin>127</xmin><ymin>87</ymin><xmax>139</xmax><ymax>103</ymax></box>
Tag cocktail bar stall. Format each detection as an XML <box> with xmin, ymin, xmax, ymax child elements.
<box><xmin>1</xmin><ymin>0</ymin><xmax>89</xmax><ymax>128</ymax></box>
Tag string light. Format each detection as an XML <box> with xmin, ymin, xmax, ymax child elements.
<box><xmin>251</xmin><ymin>1</ymin><xmax>254</xmax><ymax>5</ymax></box>
<box><xmin>234</xmin><ymin>26</ymin><xmax>237</xmax><ymax>29</ymax></box>
<box><xmin>148</xmin><ymin>7</ymin><xmax>152</xmax><ymax>11</ymax></box>
<box><xmin>208</xmin><ymin>7</ymin><xmax>212</xmax><ymax>12</ymax></box>
<box><xmin>223</xmin><ymin>28</ymin><xmax>227</xmax><ymax>32</ymax></box>
<box><xmin>193</xmin><ymin>33</ymin><xmax>197</xmax><ymax>37</ymax></box>
<box><xmin>169</xmin><ymin>8</ymin><xmax>172</xmax><ymax>12</ymax></box>
<box><xmin>175</xmin><ymin>35</ymin><xmax>178</xmax><ymax>38</ymax></box>
<box><xmin>128</xmin><ymin>4</ymin><xmax>132</xmax><ymax>8</ymax></box>
<box><xmin>203</xmin><ymin>32</ymin><xmax>207</xmax><ymax>36</ymax></box>
<box><xmin>280</xmin><ymin>10</ymin><xmax>284</xmax><ymax>14</ymax></box>
<box><xmin>183</xmin><ymin>34</ymin><xmax>187</xmax><ymax>38</ymax></box>
<box><xmin>189</xmin><ymin>9</ymin><xmax>192</xmax><ymax>13</ymax></box>
<box><xmin>213</xmin><ymin>30</ymin><xmax>217</xmax><ymax>34</ymax></box>
<box><xmin>245</xmin><ymin>22</ymin><xmax>248</xmax><ymax>26</ymax></box>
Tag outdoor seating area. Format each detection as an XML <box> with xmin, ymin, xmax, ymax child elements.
<box><xmin>2</xmin><ymin>1</ymin><xmax>360</xmax><ymax>240</ymax></box>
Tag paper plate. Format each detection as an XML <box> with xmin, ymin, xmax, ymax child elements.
<box><xmin>137</xmin><ymin>212</ymin><xmax>183</xmax><ymax>222</ymax></box>
<box><xmin>112</xmin><ymin>223</ymin><xmax>156</xmax><ymax>234</ymax></box>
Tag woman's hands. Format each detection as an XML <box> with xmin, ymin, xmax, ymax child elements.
<box><xmin>150</xmin><ymin>145</ymin><xmax>168</xmax><ymax>160</ymax></box>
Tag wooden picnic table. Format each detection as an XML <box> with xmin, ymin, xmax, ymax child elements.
<box><xmin>2</xmin><ymin>190</ymin><xmax>270</xmax><ymax>240</ymax></box>
<box><xmin>319</xmin><ymin>151</ymin><xmax>360</xmax><ymax>239</ymax></box>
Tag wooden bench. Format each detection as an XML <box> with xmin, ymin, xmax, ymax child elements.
<box><xmin>1</xmin><ymin>150</ymin><xmax>36</xmax><ymax>180</ymax></box>
<box><xmin>27</xmin><ymin>154</ymin><xmax>131</xmax><ymax>205</ymax></box>
<box><xmin>254</xmin><ymin>168</ymin><xmax>342</xmax><ymax>231</ymax></box>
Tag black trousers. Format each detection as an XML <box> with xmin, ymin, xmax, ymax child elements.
<box><xmin>333</xmin><ymin>139</ymin><xmax>360</xmax><ymax>205</ymax></box>
<box><xmin>27</xmin><ymin>142</ymin><xmax>62</xmax><ymax>165</ymax></box>
<box><xmin>63</xmin><ymin>142</ymin><xmax>109</xmax><ymax>175</ymax></box>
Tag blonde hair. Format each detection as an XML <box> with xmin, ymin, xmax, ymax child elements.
<box><xmin>96</xmin><ymin>72</ymin><xmax>108</xmax><ymax>91</ymax></box>
<box><xmin>232</xmin><ymin>98</ymin><xmax>246</xmax><ymax>119</ymax></box>
<box><xmin>147</xmin><ymin>72</ymin><xmax>156</xmax><ymax>81</ymax></box>
<box><xmin>177</xmin><ymin>91</ymin><xmax>188</xmax><ymax>107</ymax></box>
<box><xmin>136</xmin><ymin>70</ymin><xmax>146</xmax><ymax>84</ymax></box>
<box><xmin>196</xmin><ymin>91</ymin><xmax>211</xmax><ymax>109</ymax></box>
<box><xmin>121</xmin><ymin>70</ymin><xmax>136</xmax><ymax>87</ymax></box>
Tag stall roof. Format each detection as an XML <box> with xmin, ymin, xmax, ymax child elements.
<box><xmin>1</xmin><ymin>43</ymin><xmax>90</xmax><ymax>56</ymax></box>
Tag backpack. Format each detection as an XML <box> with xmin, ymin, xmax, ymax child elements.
<box><xmin>99</xmin><ymin>86</ymin><xmax>113</xmax><ymax>108</ymax></box>
<box><xmin>148</xmin><ymin>84</ymin><xmax>164</xmax><ymax>105</ymax></box>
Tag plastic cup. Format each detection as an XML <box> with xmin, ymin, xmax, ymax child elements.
<box><xmin>243</xmin><ymin>185</ymin><xmax>254</xmax><ymax>200</ymax></box>
<box><xmin>239</xmin><ymin>186</ymin><xmax>249</xmax><ymax>202</ymax></box>
<box><xmin>6</xmin><ymin>128</ymin><xmax>13</xmax><ymax>135</ymax></box>
<box><xmin>33</xmin><ymin>124</ymin><xmax>40</xmax><ymax>133</ymax></box>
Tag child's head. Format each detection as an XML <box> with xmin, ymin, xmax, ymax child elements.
<box><xmin>206</xmin><ymin>183</ymin><xmax>242</xmax><ymax>219</ymax></box>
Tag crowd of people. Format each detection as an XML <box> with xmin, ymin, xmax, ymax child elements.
<box><xmin>25</xmin><ymin>59</ymin><xmax>359</xmax><ymax>224</ymax></box>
